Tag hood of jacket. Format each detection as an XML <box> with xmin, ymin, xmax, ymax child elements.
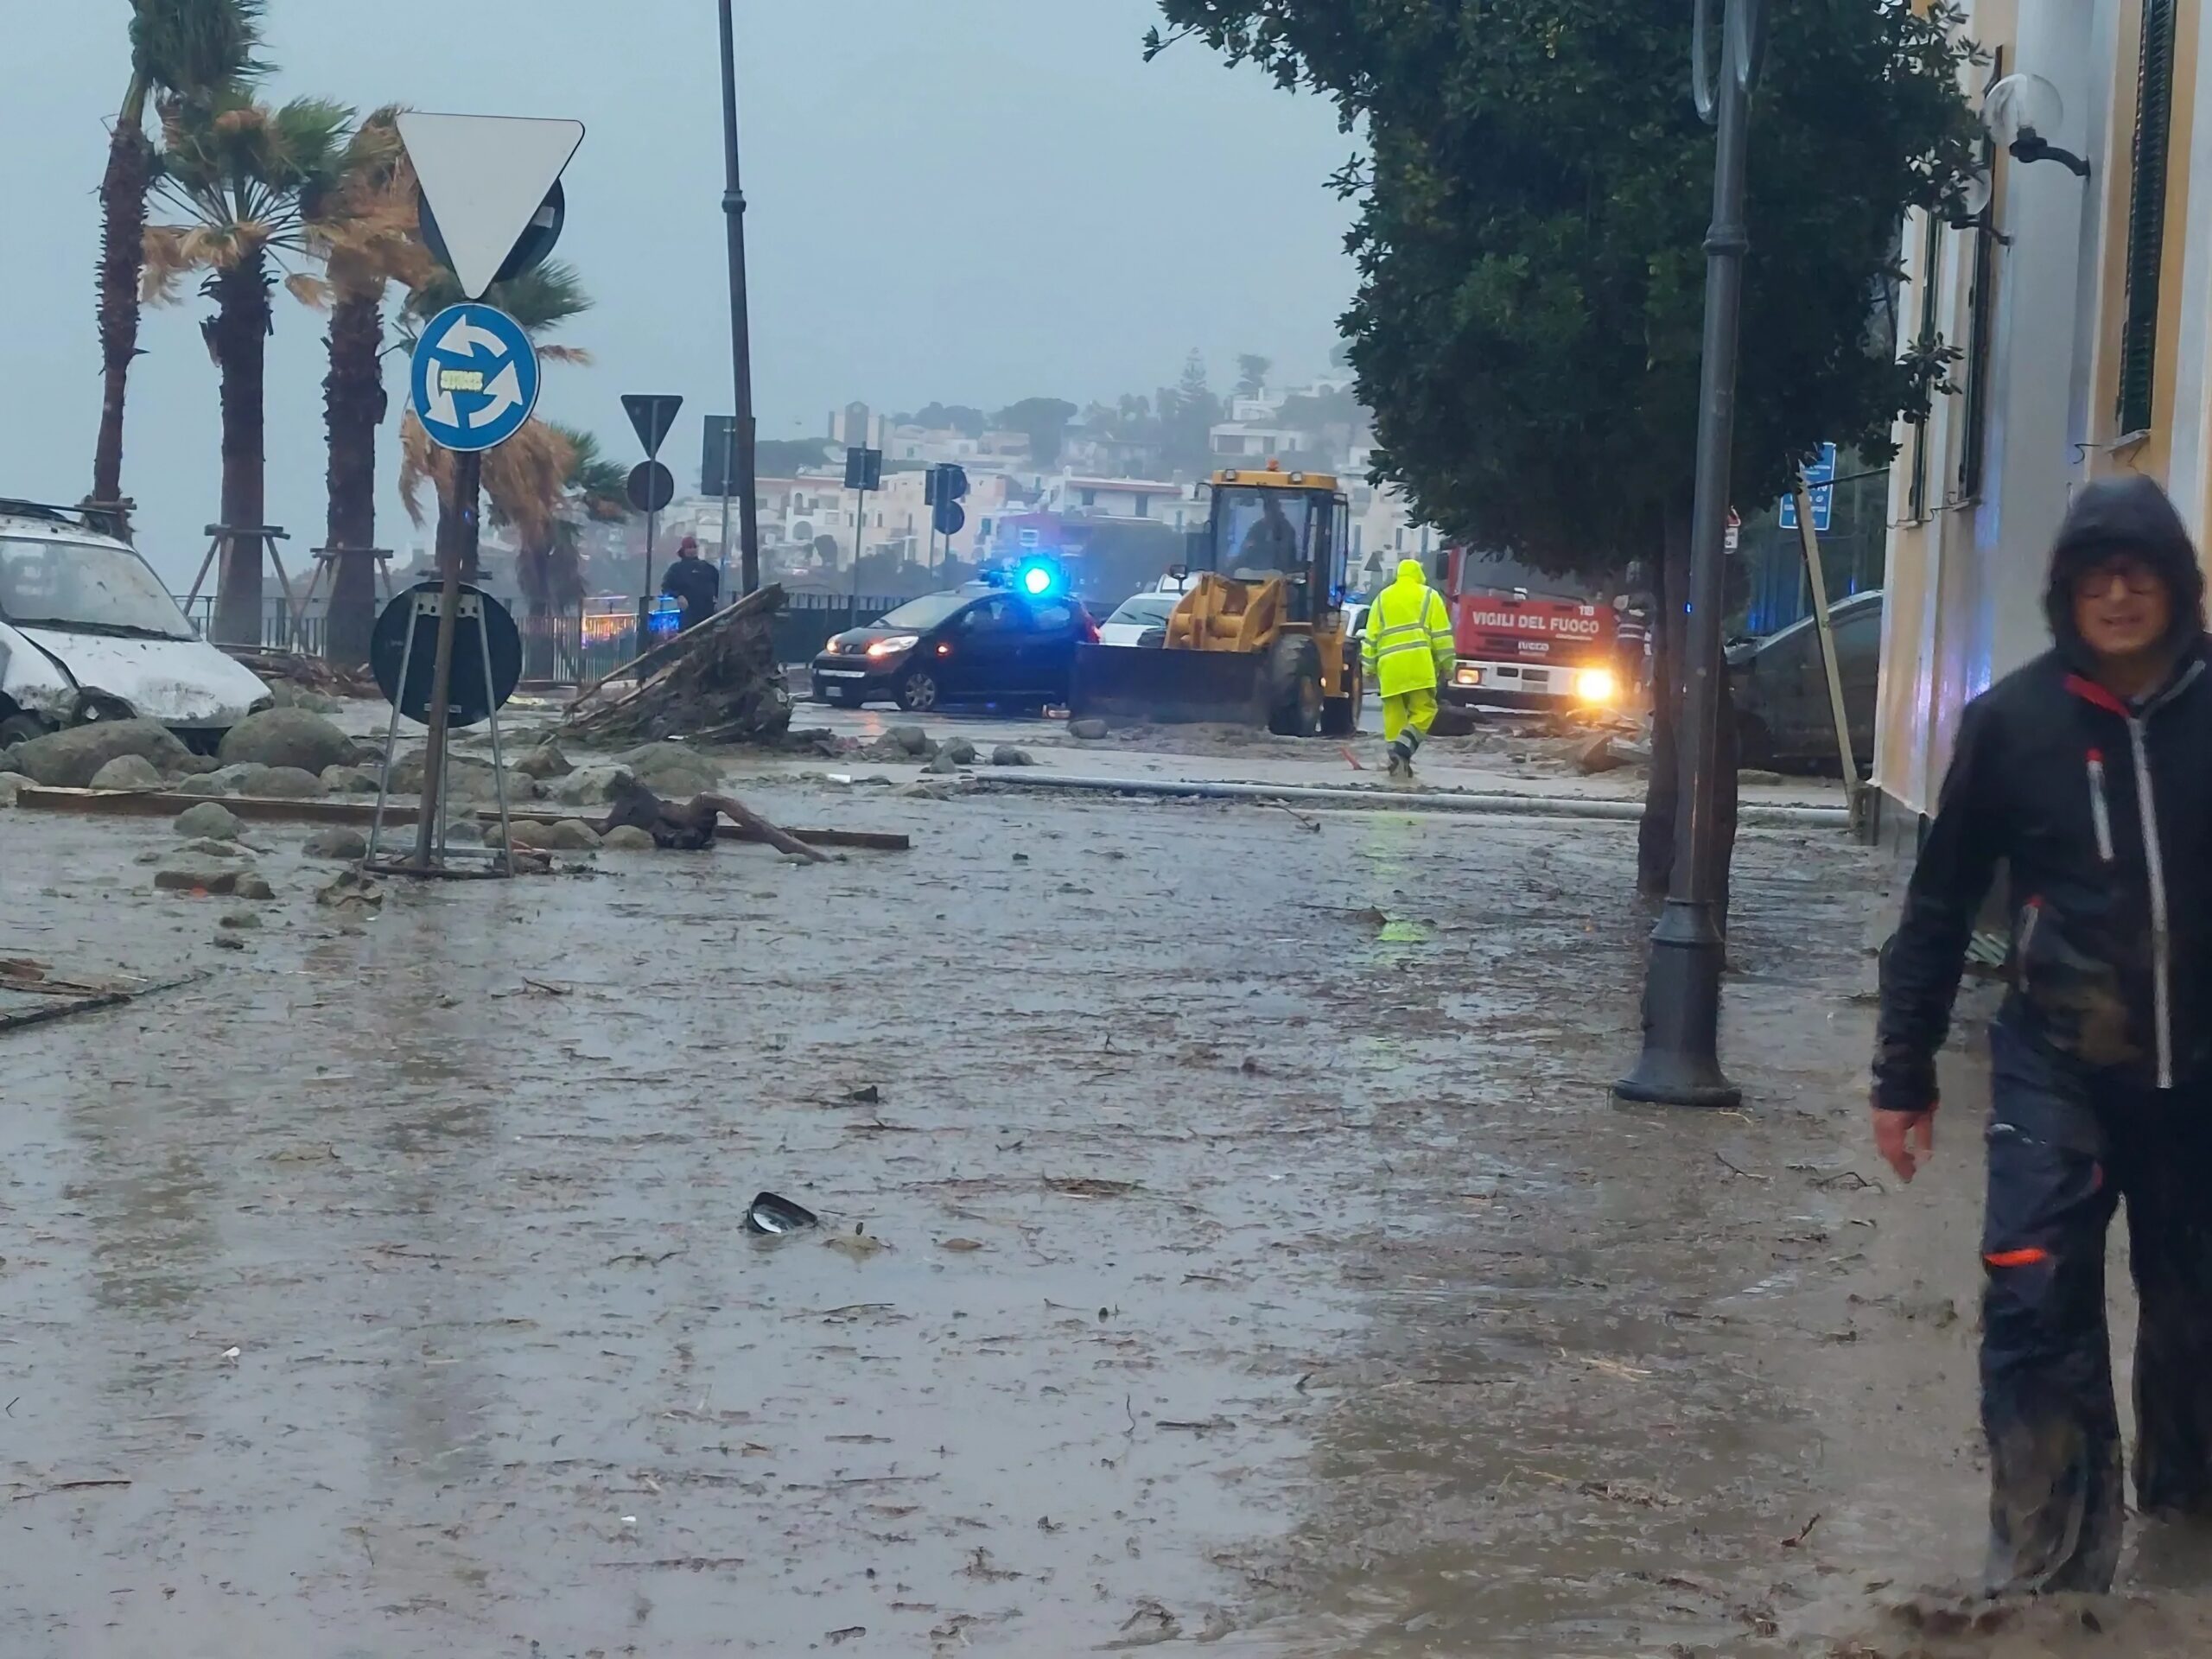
<box><xmin>2044</xmin><ymin>475</ymin><xmax>2207</xmax><ymax>666</ymax></box>
<box><xmin>1395</xmin><ymin>558</ymin><xmax>1427</xmax><ymax>588</ymax></box>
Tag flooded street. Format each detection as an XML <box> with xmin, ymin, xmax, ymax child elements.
<box><xmin>4</xmin><ymin>778</ymin><xmax>2211</xmax><ymax>1656</ymax></box>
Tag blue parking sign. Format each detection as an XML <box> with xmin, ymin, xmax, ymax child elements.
<box><xmin>1779</xmin><ymin>442</ymin><xmax>1837</xmax><ymax>533</ymax></box>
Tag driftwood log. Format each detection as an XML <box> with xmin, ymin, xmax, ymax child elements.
<box><xmin>595</xmin><ymin>779</ymin><xmax>830</xmax><ymax>862</ymax></box>
<box><xmin>563</xmin><ymin>584</ymin><xmax>791</xmax><ymax>747</ymax></box>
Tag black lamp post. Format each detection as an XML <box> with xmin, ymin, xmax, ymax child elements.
<box><xmin>717</xmin><ymin>0</ymin><xmax>763</xmax><ymax>594</ymax></box>
<box><xmin>1616</xmin><ymin>0</ymin><xmax>1763</xmax><ymax>1109</ymax></box>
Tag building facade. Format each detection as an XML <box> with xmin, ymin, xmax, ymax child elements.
<box><xmin>1878</xmin><ymin>0</ymin><xmax>2203</xmax><ymax>838</ymax></box>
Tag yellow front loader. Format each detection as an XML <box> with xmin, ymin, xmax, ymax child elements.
<box><xmin>1070</xmin><ymin>463</ymin><xmax>1362</xmax><ymax>736</ymax></box>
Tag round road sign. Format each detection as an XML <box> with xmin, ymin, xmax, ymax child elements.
<box><xmin>627</xmin><ymin>461</ymin><xmax>676</xmax><ymax>514</ymax></box>
<box><xmin>409</xmin><ymin>304</ymin><xmax>540</xmax><ymax>454</ymax></box>
<box><xmin>370</xmin><ymin>582</ymin><xmax>524</xmax><ymax>728</ymax></box>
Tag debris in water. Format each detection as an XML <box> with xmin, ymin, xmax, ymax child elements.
<box><xmin>744</xmin><ymin>1192</ymin><xmax>820</xmax><ymax>1236</ymax></box>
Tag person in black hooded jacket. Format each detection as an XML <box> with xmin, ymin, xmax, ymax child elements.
<box><xmin>1875</xmin><ymin>474</ymin><xmax>2212</xmax><ymax>1593</ymax></box>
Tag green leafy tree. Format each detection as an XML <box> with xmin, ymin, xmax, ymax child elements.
<box><xmin>94</xmin><ymin>0</ymin><xmax>269</xmax><ymax>521</ymax></box>
<box><xmin>144</xmin><ymin>89</ymin><xmax>354</xmax><ymax>645</ymax></box>
<box><xmin>1153</xmin><ymin>0</ymin><xmax>1979</xmax><ymax>887</ymax></box>
<box><xmin>994</xmin><ymin>397</ymin><xmax>1080</xmax><ymax>467</ymax></box>
<box><xmin>1235</xmin><ymin>353</ymin><xmax>1273</xmax><ymax>398</ymax></box>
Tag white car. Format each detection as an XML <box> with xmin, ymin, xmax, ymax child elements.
<box><xmin>1098</xmin><ymin>590</ymin><xmax>1183</xmax><ymax>647</ymax></box>
<box><xmin>0</xmin><ymin>500</ymin><xmax>272</xmax><ymax>753</ymax></box>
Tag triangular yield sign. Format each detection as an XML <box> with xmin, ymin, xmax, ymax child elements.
<box><xmin>622</xmin><ymin>394</ymin><xmax>684</xmax><ymax>459</ymax></box>
<box><xmin>398</xmin><ymin>112</ymin><xmax>585</xmax><ymax>299</ymax></box>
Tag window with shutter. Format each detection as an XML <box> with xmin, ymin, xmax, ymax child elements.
<box><xmin>2120</xmin><ymin>0</ymin><xmax>2177</xmax><ymax>436</ymax></box>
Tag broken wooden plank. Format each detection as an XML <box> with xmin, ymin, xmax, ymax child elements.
<box><xmin>0</xmin><ymin>973</ymin><xmax>202</xmax><ymax>1038</ymax></box>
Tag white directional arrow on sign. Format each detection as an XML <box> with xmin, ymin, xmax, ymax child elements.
<box><xmin>423</xmin><ymin>378</ymin><xmax>460</xmax><ymax>430</ymax></box>
<box><xmin>398</xmin><ymin>111</ymin><xmax>585</xmax><ymax>299</ymax></box>
<box><xmin>468</xmin><ymin>363</ymin><xmax>525</xmax><ymax>429</ymax></box>
<box><xmin>438</xmin><ymin>313</ymin><xmax>511</xmax><ymax>359</ymax></box>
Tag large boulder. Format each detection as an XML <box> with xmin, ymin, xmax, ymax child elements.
<box><xmin>302</xmin><ymin>826</ymin><xmax>370</xmax><ymax>861</ymax></box>
<box><xmin>174</xmin><ymin>763</ymin><xmax>270</xmax><ymax>798</ymax></box>
<box><xmin>550</xmin><ymin>764</ymin><xmax>634</xmax><ymax>807</ymax></box>
<box><xmin>321</xmin><ymin>765</ymin><xmax>380</xmax><ymax>795</ymax></box>
<box><xmin>5</xmin><ymin>718</ymin><xmax>192</xmax><ymax>787</ymax></box>
<box><xmin>0</xmin><ymin>775</ymin><xmax>23</xmax><ymax>808</ymax></box>
<box><xmin>543</xmin><ymin>818</ymin><xmax>602</xmax><ymax>851</ymax></box>
<box><xmin>174</xmin><ymin>801</ymin><xmax>244</xmax><ymax>841</ymax></box>
<box><xmin>251</xmin><ymin>766</ymin><xmax>326</xmax><ymax>799</ymax></box>
<box><xmin>601</xmin><ymin>824</ymin><xmax>657</xmax><ymax>852</ymax></box>
<box><xmin>515</xmin><ymin>740</ymin><xmax>574</xmax><ymax>780</ymax></box>
<box><xmin>385</xmin><ymin>747</ymin><xmax>508</xmax><ymax>801</ymax></box>
<box><xmin>89</xmin><ymin>754</ymin><xmax>164</xmax><ymax>791</ymax></box>
<box><xmin>887</xmin><ymin>725</ymin><xmax>932</xmax><ymax>758</ymax></box>
<box><xmin>216</xmin><ymin>709</ymin><xmax>355</xmax><ymax>775</ymax></box>
<box><xmin>614</xmin><ymin>742</ymin><xmax>721</xmax><ymax>796</ymax></box>
<box><xmin>1069</xmin><ymin>717</ymin><xmax>1110</xmax><ymax>741</ymax></box>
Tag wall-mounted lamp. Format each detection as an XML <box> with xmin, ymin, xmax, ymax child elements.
<box><xmin>1986</xmin><ymin>73</ymin><xmax>2091</xmax><ymax>177</ymax></box>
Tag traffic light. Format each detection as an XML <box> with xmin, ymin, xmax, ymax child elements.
<box><xmin>931</xmin><ymin>463</ymin><xmax>969</xmax><ymax>537</ymax></box>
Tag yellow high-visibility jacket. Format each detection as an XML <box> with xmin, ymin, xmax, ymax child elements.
<box><xmin>1362</xmin><ymin>560</ymin><xmax>1455</xmax><ymax>697</ymax></box>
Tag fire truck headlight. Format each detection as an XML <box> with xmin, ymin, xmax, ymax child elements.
<box><xmin>1453</xmin><ymin>664</ymin><xmax>1481</xmax><ymax>687</ymax></box>
<box><xmin>1574</xmin><ymin>668</ymin><xmax>1618</xmax><ymax>704</ymax></box>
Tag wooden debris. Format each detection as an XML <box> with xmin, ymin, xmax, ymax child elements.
<box><xmin>563</xmin><ymin>585</ymin><xmax>791</xmax><ymax>747</ymax></box>
<box><xmin>594</xmin><ymin>780</ymin><xmax>831</xmax><ymax>861</ymax></box>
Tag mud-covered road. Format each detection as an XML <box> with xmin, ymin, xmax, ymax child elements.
<box><xmin>3</xmin><ymin>779</ymin><xmax>2209</xmax><ymax>1656</ymax></box>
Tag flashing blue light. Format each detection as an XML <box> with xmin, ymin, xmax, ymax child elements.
<box><xmin>1015</xmin><ymin>558</ymin><xmax>1061</xmax><ymax>597</ymax></box>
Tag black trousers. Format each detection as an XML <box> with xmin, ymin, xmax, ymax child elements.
<box><xmin>1980</xmin><ymin>1020</ymin><xmax>2212</xmax><ymax>1592</ymax></box>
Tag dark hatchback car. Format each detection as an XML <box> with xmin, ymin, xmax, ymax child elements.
<box><xmin>1726</xmin><ymin>588</ymin><xmax>1881</xmax><ymax>773</ymax></box>
<box><xmin>811</xmin><ymin>584</ymin><xmax>1099</xmax><ymax>713</ymax></box>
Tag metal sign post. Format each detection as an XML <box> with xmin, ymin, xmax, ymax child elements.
<box><xmin>844</xmin><ymin>447</ymin><xmax>880</xmax><ymax>632</ymax></box>
<box><xmin>390</xmin><ymin>111</ymin><xmax>583</xmax><ymax>878</ymax></box>
<box><xmin>1792</xmin><ymin>476</ymin><xmax>1862</xmax><ymax>829</ymax></box>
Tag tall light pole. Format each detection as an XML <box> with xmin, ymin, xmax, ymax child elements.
<box><xmin>718</xmin><ymin>0</ymin><xmax>763</xmax><ymax>594</ymax></box>
<box><xmin>1616</xmin><ymin>0</ymin><xmax>1762</xmax><ymax>1109</ymax></box>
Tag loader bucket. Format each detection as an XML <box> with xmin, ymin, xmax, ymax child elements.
<box><xmin>1069</xmin><ymin>643</ymin><xmax>1269</xmax><ymax>727</ymax></box>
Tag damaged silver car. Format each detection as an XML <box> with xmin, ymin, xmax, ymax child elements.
<box><xmin>0</xmin><ymin>500</ymin><xmax>271</xmax><ymax>754</ymax></box>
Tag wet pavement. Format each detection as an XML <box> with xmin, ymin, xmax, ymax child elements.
<box><xmin>3</xmin><ymin>774</ymin><xmax>2211</xmax><ymax>1656</ymax></box>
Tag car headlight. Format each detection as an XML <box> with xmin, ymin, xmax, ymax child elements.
<box><xmin>1453</xmin><ymin>665</ymin><xmax>1482</xmax><ymax>687</ymax></box>
<box><xmin>1573</xmin><ymin>668</ymin><xmax>1618</xmax><ymax>704</ymax></box>
<box><xmin>867</xmin><ymin>634</ymin><xmax>920</xmax><ymax>658</ymax></box>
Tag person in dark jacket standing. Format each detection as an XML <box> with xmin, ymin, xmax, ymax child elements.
<box><xmin>1875</xmin><ymin>474</ymin><xmax>2212</xmax><ymax>1594</ymax></box>
<box><xmin>661</xmin><ymin>536</ymin><xmax>721</xmax><ymax>632</ymax></box>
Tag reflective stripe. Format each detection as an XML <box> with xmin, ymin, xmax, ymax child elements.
<box><xmin>1985</xmin><ymin>1248</ymin><xmax>2050</xmax><ymax>1268</ymax></box>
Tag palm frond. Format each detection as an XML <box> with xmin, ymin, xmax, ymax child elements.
<box><xmin>407</xmin><ymin>257</ymin><xmax>593</xmax><ymax>336</ymax></box>
<box><xmin>286</xmin><ymin>270</ymin><xmax>330</xmax><ymax>308</ymax></box>
<box><xmin>536</xmin><ymin>343</ymin><xmax>592</xmax><ymax>365</ymax></box>
<box><xmin>130</xmin><ymin>0</ymin><xmax>270</xmax><ymax>100</ymax></box>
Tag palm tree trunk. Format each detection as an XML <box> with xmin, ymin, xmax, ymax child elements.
<box><xmin>212</xmin><ymin>254</ymin><xmax>271</xmax><ymax>648</ymax></box>
<box><xmin>92</xmin><ymin>103</ymin><xmax>153</xmax><ymax>520</ymax></box>
<box><xmin>323</xmin><ymin>289</ymin><xmax>386</xmax><ymax>668</ymax></box>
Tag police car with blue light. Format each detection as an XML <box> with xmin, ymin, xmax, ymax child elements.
<box><xmin>810</xmin><ymin>560</ymin><xmax>1099</xmax><ymax>713</ymax></box>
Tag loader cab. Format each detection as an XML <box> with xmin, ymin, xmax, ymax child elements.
<box><xmin>1202</xmin><ymin>465</ymin><xmax>1351</xmax><ymax>626</ymax></box>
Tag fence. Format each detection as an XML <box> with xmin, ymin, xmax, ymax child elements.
<box><xmin>175</xmin><ymin>595</ymin><xmax>327</xmax><ymax>656</ymax></box>
<box><xmin>172</xmin><ymin>589</ymin><xmax>911</xmax><ymax>683</ymax></box>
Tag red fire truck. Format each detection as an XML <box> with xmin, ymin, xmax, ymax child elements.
<box><xmin>1433</xmin><ymin>547</ymin><xmax>1624</xmax><ymax>716</ymax></box>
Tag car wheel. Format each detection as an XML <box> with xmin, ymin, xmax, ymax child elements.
<box><xmin>1266</xmin><ymin>636</ymin><xmax>1325</xmax><ymax>738</ymax></box>
<box><xmin>896</xmin><ymin>668</ymin><xmax>941</xmax><ymax>713</ymax></box>
<box><xmin>0</xmin><ymin>712</ymin><xmax>46</xmax><ymax>748</ymax></box>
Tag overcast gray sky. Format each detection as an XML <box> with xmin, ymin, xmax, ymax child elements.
<box><xmin>5</xmin><ymin>1</ymin><xmax>1360</xmax><ymax>585</ymax></box>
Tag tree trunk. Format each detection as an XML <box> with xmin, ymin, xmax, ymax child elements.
<box><xmin>1637</xmin><ymin>504</ymin><xmax>1739</xmax><ymax>927</ymax></box>
<box><xmin>212</xmin><ymin>254</ymin><xmax>272</xmax><ymax>648</ymax></box>
<box><xmin>93</xmin><ymin>114</ymin><xmax>153</xmax><ymax>520</ymax></box>
<box><xmin>524</xmin><ymin>597</ymin><xmax>555</xmax><ymax>682</ymax></box>
<box><xmin>323</xmin><ymin>289</ymin><xmax>386</xmax><ymax>668</ymax></box>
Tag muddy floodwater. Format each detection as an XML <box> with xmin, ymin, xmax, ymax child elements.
<box><xmin>4</xmin><ymin>781</ymin><xmax>2212</xmax><ymax>1656</ymax></box>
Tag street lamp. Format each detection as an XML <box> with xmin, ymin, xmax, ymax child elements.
<box><xmin>1615</xmin><ymin>0</ymin><xmax>1762</xmax><ymax>1109</ymax></box>
<box><xmin>717</xmin><ymin>0</ymin><xmax>765</xmax><ymax>594</ymax></box>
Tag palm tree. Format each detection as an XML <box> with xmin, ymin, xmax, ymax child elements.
<box><xmin>297</xmin><ymin>107</ymin><xmax>429</xmax><ymax>667</ymax></box>
<box><xmin>144</xmin><ymin>90</ymin><xmax>353</xmax><ymax>645</ymax></box>
<box><xmin>519</xmin><ymin>427</ymin><xmax>629</xmax><ymax>680</ymax></box>
<box><xmin>94</xmin><ymin>0</ymin><xmax>268</xmax><ymax>523</ymax></box>
<box><xmin>394</xmin><ymin>262</ymin><xmax>593</xmax><ymax>585</ymax></box>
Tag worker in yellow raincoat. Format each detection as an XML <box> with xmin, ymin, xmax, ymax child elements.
<box><xmin>1362</xmin><ymin>557</ymin><xmax>1457</xmax><ymax>781</ymax></box>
